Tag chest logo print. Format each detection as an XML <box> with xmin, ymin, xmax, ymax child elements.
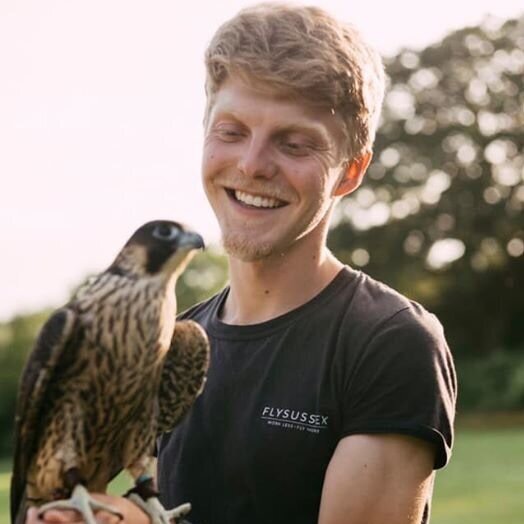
<box><xmin>261</xmin><ymin>406</ymin><xmax>329</xmax><ymax>434</ymax></box>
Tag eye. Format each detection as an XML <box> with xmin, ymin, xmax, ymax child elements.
<box><xmin>280</xmin><ymin>140</ymin><xmax>311</xmax><ymax>157</ymax></box>
<box><xmin>214</xmin><ymin>123</ymin><xmax>246</xmax><ymax>142</ymax></box>
<box><xmin>277</xmin><ymin>131</ymin><xmax>319</xmax><ymax>157</ymax></box>
<box><xmin>152</xmin><ymin>223</ymin><xmax>179</xmax><ymax>241</ymax></box>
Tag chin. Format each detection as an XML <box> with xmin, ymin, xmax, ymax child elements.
<box><xmin>222</xmin><ymin>233</ymin><xmax>275</xmax><ymax>262</ymax></box>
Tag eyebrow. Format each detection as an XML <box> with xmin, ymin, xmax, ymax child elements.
<box><xmin>277</xmin><ymin>124</ymin><xmax>331</xmax><ymax>142</ymax></box>
<box><xmin>212</xmin><ymin>110</ymin><xmax>333</xmax><ymax>145</ymax></box>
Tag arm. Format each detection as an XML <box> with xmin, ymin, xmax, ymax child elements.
<box><xmin>318</xmin><ymin>434</ymin><xmax>435</xmax><ymax>524</ymax></box>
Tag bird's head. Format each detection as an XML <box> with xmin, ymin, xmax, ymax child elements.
<box><xmin>109</xmin><ymin>220</ymin><xmax>205</xmax><ymax>279</ymax></box>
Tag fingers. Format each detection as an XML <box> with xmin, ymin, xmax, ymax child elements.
<box><xmin>27</xmin><ymin>506</ymin><xmax>120</xmax><ymax>524</ymax></box>
<box><xmin>94</xmin><ymin>510</ymin><xmax>122</xmax><ymax>524</ymax></box>
<box><xmin>25</xmin><ymin>494</ymin><xmax>149</xmax><ymax>524</ymax></box>
<box><xmin>26</xmin><ymin>507</ymin><xmax>83</xmax><ymax>523</ymax></box>
<box><xmin>25</xmin><ymin>507</ymin><xmax>40</xmax><ymax>524</ymax></box>
<box><xmin>95</xmin><ymin>495</ymin><xmax>149</xmax><ymax>523</ymax></box>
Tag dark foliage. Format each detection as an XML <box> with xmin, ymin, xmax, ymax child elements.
<box><xmin>329</xmin><ymin>15</ymin><xmax>524</xmax><ymax>356</ymax></box>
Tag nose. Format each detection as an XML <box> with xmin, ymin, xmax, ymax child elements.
<box><xmin>237</xmin><ymin>135</ymin><xmax>278</xmax><ymax>179</ymax></box>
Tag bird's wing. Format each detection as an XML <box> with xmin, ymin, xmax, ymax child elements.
<box><xmin>10</xmin><ymin>307</ymin><xmax>77</xmax><ymax>524</ymax></box>
<box><xmin>157</xmin><ymin>320</ymin><xmax>210</xmax><ymax>434</ymax></box>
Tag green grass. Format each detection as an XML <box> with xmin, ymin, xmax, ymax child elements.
<box><xmin>0</xmin><ymin>459</ymin><xmax>10</xmax><ymax>524</ymax></box>
<box><xmin>431</xmin><ymin>427</ymin><xmax>524</xmax><ymax>523</ymax></box>
<box><xmin>2</xmin><ymin>428</ymin><xmax>524</xmax><ymax>523</ymax></box>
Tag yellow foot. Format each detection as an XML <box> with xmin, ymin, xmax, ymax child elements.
<box><xmin>127</xmin><ymin>493</ymin><xmax>191</xmax><ymax>524</ymax></box>
<box><xmin>38</xmin><ymin>484</ymin><xmax>123</xmax><ymax>524</ymax></box>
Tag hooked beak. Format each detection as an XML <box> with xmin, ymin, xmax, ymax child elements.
<box><xmin>178</xmin><ymin>230</ymin><xmax>205</xmax><ymax>250</ymax></box>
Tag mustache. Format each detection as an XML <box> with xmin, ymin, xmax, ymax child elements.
<box><xmin>218</xmin><ymin>176</ymin><xmax>293</xmax><ymax>202</ymax></box>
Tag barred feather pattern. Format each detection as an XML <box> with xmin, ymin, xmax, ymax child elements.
<box><xmin>158</xmin><ymin>320</ymin><xmax>210</xmax><ymax>433</ymax></box>
<box><xmin>27</xmin><ymin>270</ymin><xmax>178</xmax><ymax>499</ymax></box>
<box><xmin>11</xmin><ymin>221</ymin><xmax>207</xmax><ymax>524</ymax></box>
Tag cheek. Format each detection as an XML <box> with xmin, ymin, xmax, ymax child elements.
<box><xmin>290</xmin><ymin>165</ymin><xmax>328</xmax><ymax>197</ymax></box>
<box><xmin>202</xmin><ymin>141</ymin><xmax>231</xmax><ymax>176</ymax></box>
<box><xmin>201</xmin><ymin>145</ymin><xmax>213</xmax><ymax>168</ymax></box>
<box><xmin>201</xmin><ymin>147</ymin><xmax>219</xmax><ymax>184</ymax></box>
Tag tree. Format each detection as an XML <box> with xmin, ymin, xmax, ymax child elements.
<box><xmin>329</xmin><ymin>15</ymin><xmax>524</xmax><ymax>355</ymax></box>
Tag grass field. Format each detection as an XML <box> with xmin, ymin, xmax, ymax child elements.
<box><xmin>2</xmin><ymin>427</ymin><xmax>524</xmax><ymax>523</ymax></box>
<box><xmin>431</xmin><ymin>427</ymin><xmax>524</xmax><ymax>524</ymax></box>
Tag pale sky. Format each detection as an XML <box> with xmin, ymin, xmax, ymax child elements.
<box><xmin>0</xmin><ymin>0</ymin><xmax>521</xmax><ymax>321</ymax></box>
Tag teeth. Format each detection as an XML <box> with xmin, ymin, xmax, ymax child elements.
<box><xmin>234</xmin><ymin>190</ymin><xmax>283</xmax><ymax>208</ymax></box>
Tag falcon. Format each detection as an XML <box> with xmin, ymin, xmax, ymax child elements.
<box><xmin>10</xmin><ymin>220</ymin><xmax>210</xmax><ymax>524</ymax></box>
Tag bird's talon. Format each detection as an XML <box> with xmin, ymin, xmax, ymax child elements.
<box><xmin>127</xmin><ymin>493</ymin><xmax>190</xmax><ymax>524</ymax></box>
<box><xmin>38</xmin><ymin>484</ymin><xmax>123</xmax><ymax>524</ymax></box>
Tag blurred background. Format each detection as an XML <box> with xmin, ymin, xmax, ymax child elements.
<box><xmin>1</xmin><ymin>1</ymin><xmax>523</xmax><ymax>522</ymax></box>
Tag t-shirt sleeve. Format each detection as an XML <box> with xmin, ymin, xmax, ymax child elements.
<box><xmin>341</xmin><ymin>305</ymin><xmax>457</xmax><ymax>469</ymax></box>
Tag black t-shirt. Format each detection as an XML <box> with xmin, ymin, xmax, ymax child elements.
<box><xmin>157</xmin><ymin>267</ymin><xmax>457</xmax><ymax>524</ymax></box>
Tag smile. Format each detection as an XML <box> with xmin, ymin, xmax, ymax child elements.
<box><xmin>227</xmin><ymin>189</ymin><xmax>287</xmax><ymax>209</ymax></box>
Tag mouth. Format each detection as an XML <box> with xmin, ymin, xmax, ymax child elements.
<box><xmin>226</xmin><ymin>188</ymin><xmax>288</xmax><ymax>209</ymax></box>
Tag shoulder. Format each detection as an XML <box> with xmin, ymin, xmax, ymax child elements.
<box><xmin>350</xmin><ymin>270</ymin><xmax>416</xmax><ymax>323</ymax></box>
<box><xmin>342</xmin><ymin>270</ymin><xmax>445</xmax><ymax>348</ymax></box>
<box><xmin>177</xmin><ymin>288</ymin><xmax>228</xmax><ymax>325</ymax></box>
<box><xmin>337</xmin><ymin>274</ymin><xmax>456</xmax><ymax>469</ymax></box>
<box><xmin>333</xmin><ymin>270</ymin><xmax>455</xmax><ymax>406</ymax></box>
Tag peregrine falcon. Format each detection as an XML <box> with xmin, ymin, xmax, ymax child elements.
<box><xmin>10</xmin><ymin>220</ymin><xmax>210</xmax><ymax>524</ymax></box>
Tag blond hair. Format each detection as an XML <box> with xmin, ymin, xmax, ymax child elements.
<box><xmin>204</xmin><ymin>3</ymin><xmax>385</xmax><ymax>159</ymax></box>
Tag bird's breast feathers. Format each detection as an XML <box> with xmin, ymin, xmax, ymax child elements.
<box><xmin>74</xmin><ymin>273</ymin><xmax>177</xmax><ymax>366</ymax></box>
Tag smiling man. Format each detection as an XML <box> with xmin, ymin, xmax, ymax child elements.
<box><xmin>156</xmin><ymin>5</ymin><xmax>456</xmax><ymax>524</ymax></box>
<box><xmin>27</xmin><ymin>4</ymin><xmax>456</xmax><ymax>524</ymax></box>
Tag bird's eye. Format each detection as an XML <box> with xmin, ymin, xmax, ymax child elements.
<box><xmin>152</xmin><ymin>224</ymin><xmax>179</xmax><ymax>241</ymax></box>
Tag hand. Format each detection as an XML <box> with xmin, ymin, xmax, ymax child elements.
<box><xmin>25</xmin><ymin>494</ymin><xmax>150</xmax><ymax>524</ymax></box>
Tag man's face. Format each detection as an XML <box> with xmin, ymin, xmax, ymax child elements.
<box><xmin>202</xmin><ymin>76</ymin><xmax>347</xmax><ymax>261</ymax></box>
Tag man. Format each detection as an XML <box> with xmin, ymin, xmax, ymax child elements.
<box><xmin>28</xmin><ymin>3</ymin><xmax>456</xmax><ymax>524</ymax></box>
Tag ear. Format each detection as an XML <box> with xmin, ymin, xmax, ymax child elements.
<box><xmin>333</xmin><ymin>151</ymin><xmax>373</xmax><ymax>197</ymax></box>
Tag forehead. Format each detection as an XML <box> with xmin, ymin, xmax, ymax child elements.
<box><xmin>207</xmin><ymin>76</ymin><xmax>345</xmax><ymax>141</ymax></box>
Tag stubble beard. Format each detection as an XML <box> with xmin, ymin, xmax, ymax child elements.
<box><xmin>221</xmin><ymin>231</ymin><xmax>275</xmax><ymax>262</ymax></box>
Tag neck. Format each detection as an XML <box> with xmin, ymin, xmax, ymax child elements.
<box><xmin>221</xmin><ymin>239</ymin><xmax>344</xmax><ymax>325</ymax></box>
